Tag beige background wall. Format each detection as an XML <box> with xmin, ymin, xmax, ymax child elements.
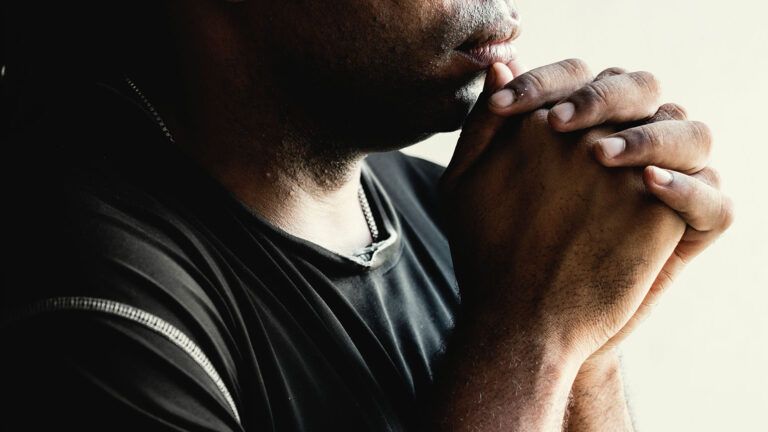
<box><xmin>404</xmin><ymin>1</ymin><xmax>768</xmax><ymax>430</ymax></box>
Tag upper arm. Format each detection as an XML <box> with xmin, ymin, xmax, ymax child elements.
<box><xmin>1</xmin><ymin>185</ymin><xmax>247</xmax><ymax>431</ymax></box>
<box><xmin>2</xmin><ymin>307</ymin><xmax>243</xmax><ymax>431</ymax></box>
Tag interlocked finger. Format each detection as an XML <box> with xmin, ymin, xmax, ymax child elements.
<box><xmin>593</xmin><ymin>120</ymin><xmax>712</xmax><ymax>174</ymax></box>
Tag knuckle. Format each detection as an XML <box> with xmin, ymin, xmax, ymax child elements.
<box><xmin>718</xmin><ymin>195</ymin><xmax>736</xmax><ymax>231</ymax></box>
<box><xmin>560</xmin><ymin>58</ymin><xmax>594</xmax><ymax>80</ymax></box>
<box><xmin>658</xmin><ymin>102</ymin><xmax>688</xmax><ymax>120</ymax></box>
<box><xmin>513</xmin><ymin>71</ymin><xmax>546</xmax><ymax>99</ymax></box>
<box><xmin>646</xmin><ymin>127</ymin><xmax>665</xmax><ymax>151</ymax></box>
<box><xmin>629</xmin><ymin>71</ymin><xmax>662</xmax><ymax>99</ymax></box>
<box><xmin>628</xmin><ymin>125</ymin><xmax>663</xmax><ymax>154</ymax></box>
<box><xmin>685</xmin><ymin>187</ymin><xmax>706</xmax><ymax>217</ymax></box>
<box><xmin>583</xmin><ymin>128</ymin><xmax>607</xmax><ymax>145</ymax></box>
<box><xmin>576</xmin><ymin>81</ymin><xmax>612</xmax><ymax>115</ymax></box>
<box><xmin>521</xmin><ymin>108</ymin><xmax>551</xmax><ymax>130</ymax></box>
<box><xmin>700</xmin><ymin>167</ymin><xmax>722</xmax><ymax>189</ymax></box>
<box><xmin>666</xmin><ymin>180</ymin><xmax>699</xmax><ymax>221</ymax></box>
<box><xmin>596</xmin><ymin>67</ymin><xmax>627</xmax><ymax>80</ymax></box>
<box><xmin>530</xmin><ymin>108</ymin><xmax>551</xmax><ymax>125</ymax></box>
<box><xmin>690</xmin><ymin>121</ymin><xmax>714</xmax><ymax>154</ymax></box>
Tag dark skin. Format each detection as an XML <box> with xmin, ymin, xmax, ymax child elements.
<box><xmin>140</xmin><ymin>0</ymin><xmax>733</xmax><ymax>430</ymax></box>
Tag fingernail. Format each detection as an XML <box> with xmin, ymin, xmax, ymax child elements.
<box><xmin>494</xmin><ymin>62</ymin><xmax>515</xmax><ymax>85</ymax></box>
<box><xmin>489</xmin><ymin>89</ymin><xmax>515</xmax><ymax>108</ymax></box>
<box><xmin>598</xmin><ymin>137</ymin><xmax>626</xmax><ymax>159</ymax></box>
<box><xmin>650</xmin><ymin>166</ymin><xmax>674</xmax><ymax>186</ymax></box>
<box><xmin>551</xmin><ymin>102</ymin><xmax>575</xmax><ymax>124</ymax></box>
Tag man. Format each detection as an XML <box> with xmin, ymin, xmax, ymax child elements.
<box><xmin>0</xmin><ymin>0</ymin><xmax>732</xmax><ymax>431</ymax></box>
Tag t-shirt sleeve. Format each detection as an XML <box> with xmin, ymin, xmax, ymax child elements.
<box><xmin>2</xmin><ymin>311</ymin><xmax>244</xmax><ymax>432</ymax></box>
<box><xmin>1</xmin><ymin>186</ymin><xmax>247</xmax><ymax>431</ymax></box>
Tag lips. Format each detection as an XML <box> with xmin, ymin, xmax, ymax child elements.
<box><xmin>455</xmin><ymin>18</ymin><xmax>520</xmax><ymax>68</ymax></box>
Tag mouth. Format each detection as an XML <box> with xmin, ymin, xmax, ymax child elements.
<box><xmin>454</xmin><ymin>18</ymin><xmax>521</xmax><ymax>68</ymax></box>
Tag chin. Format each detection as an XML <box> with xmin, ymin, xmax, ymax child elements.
<box><xmin>343</xmin><ymin>76</ymin><xmax>483</xmax><ymax>151</ymax></box>
<box><xmin>365</xmin><ymin>100</ymin><xmax>474</xmax><ymax>152</ymax></box>
<box><xmin>409</xmin><ymin>79</ymin><xmax>482</xmax><ymax>134</ymax></box>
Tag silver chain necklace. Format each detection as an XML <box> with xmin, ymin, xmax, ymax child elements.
<box><xmin>357</xmin><ymin>184</ymin><xmax>379</xmax><ymax>242</ymax></box>
<box><xmin>124</xmin><ymin>77</ymin><xmax>174</xmax><ymax>144</ymax></box>
<box><xmin>123</xmin><ymin>76</ymin><xmax>379</xmax><ymax>243</ymax></box>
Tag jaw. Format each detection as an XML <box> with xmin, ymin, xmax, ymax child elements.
<box><xmin>324</xmin><ymin>72</ymin><xmax>484</xmax><ymax>153</ymax></box>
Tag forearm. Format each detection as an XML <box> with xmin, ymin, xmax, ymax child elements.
<box><xmin>566</xmin><ymin>352</ymin><xmax>634</xmax><ymax>432</ymax></box>
<box><xmin>421</xmin><ymin>307</ymin><xmax>582</xmax><ymax>432</ymax></box>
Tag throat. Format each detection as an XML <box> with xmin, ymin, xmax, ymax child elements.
<box><xmin>213</xmin><ymin>151</ymin><xmax>378</xmax><ymax>256</ymax></box>
<box><xmin>268</xmin><ymin>174</ymin><xmax>379</xmax><ymax>256</ymax></box>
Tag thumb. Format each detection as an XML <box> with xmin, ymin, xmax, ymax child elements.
<box><xmin>444</xmin><ymin>62</ymin><xmax>516</xmax><ymax>188</ymax></box>
<box><xmin>505</xmin><ymin>58</ymin><xmax>529</xmax><ymax>79</ymax></box>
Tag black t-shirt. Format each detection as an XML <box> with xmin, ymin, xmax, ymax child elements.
<box><xmin>1</xmin><ymin>79</ymin><xmax>460</xmax><ymax>431</ymax></box>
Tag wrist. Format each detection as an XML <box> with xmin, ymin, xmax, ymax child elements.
<box><xmin>429</xmin><ymin>309</ymin><xmax>586</xmax><ymax>431</ymax></box>
<box><xmin>499</xmin><ymin>340</ymin><xmax>584</xmax><ymax>431</ymax></box>
<box><xmin>567</xmin><ymin>350</ymin><xmax>634</xmax><ymax>432</ymax></box>
<box><xmin>575</xmin><ymin>349</ymin><xmax>621</xmax><ymax>386</ymax></box>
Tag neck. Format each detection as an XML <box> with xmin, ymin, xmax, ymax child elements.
<box><xmin>131</xmin><ymin>36</ymin><xmax>377</xmax><ymax>255</ymax></box>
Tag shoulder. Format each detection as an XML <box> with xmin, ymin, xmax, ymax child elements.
<box><xmin>1</xmin><ymin>97</ymin><xmax>250</xmax><ymax>423</ymax></box>
<box><xmin>3</xmin><ymin>79</ymin><xmax>237</xmax><ymax>324</ymax></box>
<box><xmin>3</xmin><ymin>152</ymin><xmax>241</xmax><ymax>352</ymax></box>
<box><xmin>1</xmin><ymin>163</ymin><xmax>246</xmax><ymax>429</ymax></box>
